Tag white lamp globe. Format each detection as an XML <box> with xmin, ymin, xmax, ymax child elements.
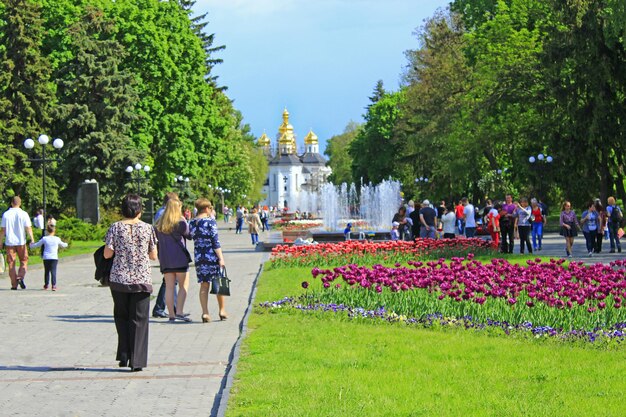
<box><xmin>424</xmin><ymin>178</ymin><xmax>429</xmax><ymax>183</ymax></box>
<box><xmin>125</xmin><ymin>166</ymin><xmax>133</xmax><ymax>173</ymax></box>
<box><xmin>546</xmin><ymin>156</ymin><xmax>553</xmax><ymax>163</ymax></box>
<box><xmin>143</xmin><ymin>165</ymin><xmax>151</xmax><ymax>172</ymax></box>
<box><xmin>538</xmin><ymin>153</ymin><xmax>545</xmax><ymax>161</ymax></box>
<box><xmin>38</xmin><ymin>134</ymin><xmax>49</xmax><ymax>145</ymax></box>
<box><xmin>134</xmin><ymin>163</ymin><xmax>142</xmax><ymax>170</ymax></box>
<box><xmin>24</xmin><ymin>138</ymin><xmax>35</xmax><ymax>149</ymax></box>
<box><xmin>52</xmin><ymin>138</ymin><xmax>64</xmax><ymax>149</ymax></box>
<box><xmin>185</xmin><ymin>177</ymin><xmax>190</xmax><ymax>182</ymax></box>
<box><xmin>497</xmin><ymin>169</ymin><xmax>502</xmax><ymax>174</ymax></box>
<box><xmin>529</xmin><ymin>156</ymin><xmax>536</xmax><ymax>163</ymax></box>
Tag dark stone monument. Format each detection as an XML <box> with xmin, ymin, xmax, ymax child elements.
<box><xmin>77</xmin><ymin>181</ymin><xmax>100</xmax><ymax>224</ymax></box>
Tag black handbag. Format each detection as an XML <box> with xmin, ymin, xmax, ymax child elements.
<box><xmin>210</xmin><ymin>267</ymin><xmax>231</xmax><ymax>296</ymax></box>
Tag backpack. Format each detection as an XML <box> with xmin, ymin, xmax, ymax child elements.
<box><xmin>610</xmin><ymin>205</ymin><xmax>623</xmax><ymax>225</ymax></box>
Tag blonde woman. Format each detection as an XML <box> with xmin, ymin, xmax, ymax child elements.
<box><xmin>155</xmin><ymin>198</ymin><xmax>192</xmax><ymax>322</ymax></box>
<box><xmin>246</xmin><ymin>207</ymin><xmax>262</xmax><ymax>245</ymax></box>
<box><xmin>189</xmin><ymin>199</ymin><xmax>227</xmax><ymax>322</ymax></box>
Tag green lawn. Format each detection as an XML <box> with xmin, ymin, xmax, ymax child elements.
<box><xmin>227</xmin><ymin>266</ymin><xmax>626</xmax><ymax>417</ymax></box>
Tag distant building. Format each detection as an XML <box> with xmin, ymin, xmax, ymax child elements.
<box><xmin>258</xmin><ymin>109</ymin><xmax>331</xmax><ymax>210</ymax></box>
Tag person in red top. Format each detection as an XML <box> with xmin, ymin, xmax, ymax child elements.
<box><xmin>530</xmin><ymin>198</ymin><xmax>546</xmax><ymax>251</ymax></box>
<box><xmin>455</xmin><ymin>200</ymin><xmax>465</xmax><ymax>235</ymax></box>
<box><xmin>487</xmin><ymin>203</ymin><xmax>501</xmax><ymax>248</ymax></box>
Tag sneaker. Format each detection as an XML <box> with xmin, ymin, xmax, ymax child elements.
<box><xmin>43</xmin><ymin>285</ymin><xmax>49</xmax><ymax>290</ymax></box>
<box><xmin>52</xmin><ymin>286</ymin><xmax>57</xmax><ymax>291</ymax></box>
<box><xmin>152</xmin><ymin>311</ymin><xmax>168</xmax><ymax>318</ymax></box>
<box><xmin>538</xmin><ymin>247</ymin><xmax>542</xmax><ymax>251</ymax></box>
<box><xmin>17</xmin><ymin>278</ymin><xmax>25</xmax><ymax>289</ymax></box>
<box><xmin>589</xmin><ymin>251</ymin><xmax>593</xmax><ymax>257</ymax></box>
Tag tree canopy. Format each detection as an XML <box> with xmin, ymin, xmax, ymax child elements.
<box><xmin>0</xmin><ymin>0</ymin><xmax>267</xmax><ymax>214</ymax></box>
<box><xmin>330</xmin><ymin>1</ymin><xmax>626</xmax><ymax>208</ymax></box>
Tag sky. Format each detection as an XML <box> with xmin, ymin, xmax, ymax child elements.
<box><xmin>194</xmin><ymin>0</ymin><xmax>450</xmax><ymax>154</ymax></box>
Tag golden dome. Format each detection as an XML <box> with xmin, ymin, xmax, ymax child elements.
<box><xmin>278</xmin><ymin>132</ymin><xmax>291</xmax><ymax>144</ymax></box>
<box><xmin>258</xmin><ymin>132</ymin><xmax>270</xmax><ymax>146</ymax></box>
<box><xmin>277</xmin><ymin>108</ymin><xmax>296</xmax><ymax>148</ymax></box>
<box><xmin>304</xmin><ymin>129</ymin><xmax>318</xmax><ymax>145</ymax></box>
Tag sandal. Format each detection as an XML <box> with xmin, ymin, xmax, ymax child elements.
<box><xmin>175</xmin><ymin>314</ymin><xmax>192</xmax><ymax>322</ymax></box>
<box><xmin>202</xmin><ymin>314</ymin><xmax>211</xmax><ymax>323</ymax></box>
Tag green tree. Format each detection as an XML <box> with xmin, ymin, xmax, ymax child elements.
<box><xmin>325</xmin><ymin>121</ymin><xmax>361</xmax><ymax>185</ymax></box>
<box><xmin>52</xmin><ymin>6</ymin><xmax>141</xmax><ymax>207</ymax></box>
<box><xmin>350</xmin><ymin>86</ymin><xmax>404</xmax><ymax>184</ymax></box>
<box><xmin>0</xmin><ymin>0</ymin><xmax>55</xmax><ymax>208</ymax></box>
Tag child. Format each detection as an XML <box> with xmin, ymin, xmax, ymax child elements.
<box><xmin>390</xmin><ymin>222</ymin><xmax>400</xmax><ymax>241</ymax></box>
<box><xmin>30</xmin><ymin>225</ymin><xmax>68</xmax><ymax>291</ymax></box>
<box><xmin>344</xmin><ymin>223</ymin><xmax>352</xmax><ymax>240</ymax></box>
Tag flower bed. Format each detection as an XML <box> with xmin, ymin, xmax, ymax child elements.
<box><xmin>270</xmin><ymin>238</ymin><xmax>496</xmax><ymax>268</ymax></box>
<box><xmin>260</xmin><ymin>297</ymin><xmax>626</xmax><ymax>343</ymax></box>
<box><xmin>270</xmin><ymin>219</ymin><xmax>323</xmax><ymax>231</ymax></box>
<box><xmin>300</xmin><ymin>256</ymin><xmax>626</xmax><ymax>332</ymax></box>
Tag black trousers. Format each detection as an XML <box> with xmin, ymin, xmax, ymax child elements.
<box><xmin>500</xmin><ymin>223</ymin><xmax>515</xmax><ymax>253</ymax></box>
<box><xmin>518</xmin><ymin>225</ymin><xmax>532</xmax><ymax>254</ymax></box>
<box><xmin>43</xmin><ymin>259</ymin><xmax>58</xmax><ymax>286</ymax></box>
<box><xmin>594</xmin><ymin>230</ymin><xmax>604</xmax><ymax>253</ymax></box>
<box><xmin>111</xmin><ymin>290</ymin><xmax>150</xmax><ymax>369</ymax></box>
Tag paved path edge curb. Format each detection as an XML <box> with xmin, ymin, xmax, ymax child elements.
<box><xmin>213</xmin><ymin>259</ymin><xmax>266</xmax><ymax>417</ymax></box>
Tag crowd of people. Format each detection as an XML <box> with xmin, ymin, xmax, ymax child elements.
<box><xmin>391</xmin><ymin>194</ymin><xmax>624</xmax><ymax>258</ymax></box>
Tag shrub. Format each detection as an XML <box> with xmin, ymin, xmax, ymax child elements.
<box><xmin>56</xmin><ymin>216</ymin><xmax>107</xmax><ymax>241</ymax></box>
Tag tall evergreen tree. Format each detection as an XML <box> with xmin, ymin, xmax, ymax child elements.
<box><xmin>0</xmin><ymin>0</ymin><xmax>55</xmax><ymax>206</ymax></box>
<box><xmin>52</xmin><ymin>6</ymin><xmax>141</xmax><ymax>207</ymax></box>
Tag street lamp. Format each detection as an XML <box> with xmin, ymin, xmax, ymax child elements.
<box><xmin>24</xmin><ymin>134</ymin><xmax>64</xmax><ymax>237</ymax></box>
<box><xmin>528</xmin><ymin>153</ymin><xmax>553</xmax><ymax>200</ymax></box>
<box><xmin>415</xmin><ymin>176</ymin><xmax>429</xmax><ymax>196</ymax></box>
<box><xmin>125</xmin><ymin>163</ymin><xmax>151</xmax><ymax>194</ymax></box>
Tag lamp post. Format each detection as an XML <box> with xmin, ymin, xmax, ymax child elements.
<box><xmin>125</xmin><ymin>162</ymin><xmax>151</xmax><ymax>194</ymax></box>
<box><xmin>209</xmin><ymin>185</ymin><xmax>230</xmax><ymax>214</ymax></box>
<box><xmin>415</xmin><ymin>176</ymin><xmax>429</xmax><ymax>197</ymax></box>
<box><xmin>174</xmin><ymin>175</ymin><xmax>190</xmax><ymax>200</ymax></box>
<box><xmin>24</xmin><ymin>134</ymin><xmax>64</xmax><ymax>237</ymax></box>
<box><xmin>528</xmin><ymin>153</ymin><xmax>553</xmax><ymax>200</ymax></box>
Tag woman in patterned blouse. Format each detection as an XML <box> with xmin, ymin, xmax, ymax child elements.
<box><xmin>189</xmin><ymin>198</ymin><xmax>226</xmax><ymax>322</ymax></box>
<box><xmin>104</xmin><ymin>194</ymin><xmax>158</xmax><ymax>372</ymax></box>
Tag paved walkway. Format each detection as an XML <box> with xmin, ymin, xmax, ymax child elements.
<box><xmin>504</xmin><ymin>232</ymin><xmax>625</xmax><ymax>264</ymax></box>
<box><xmin>0</xmin><ymin>226</ymin><xmax>267</xmax><ymax>417</ymax></box>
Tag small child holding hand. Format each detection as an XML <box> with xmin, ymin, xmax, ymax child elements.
<box><xmin>30</xmin><ymin>225</ymin><xmax>68</xmax><ymax>291</ymax></box>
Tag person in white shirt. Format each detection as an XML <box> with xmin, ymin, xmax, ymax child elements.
<box><xmin>0</xmin><ymin>196</ymin><xmax>35</xmax><ymax>290</ymax></box>
<box><xmin>462</xmin><ymin>197</ymin><xmax>477</xmax><ymax>238</ymax></box>
<box><xmin>30</xmin><ymin>225</ymin><xmax>68</xmax><ymax>290</ymax></box>
<box><xmin>33</xmin><ymin>209</ymin><xmax>45</xmax><ymax>235</ymax></box>
<box><xmin>441</xmin><ymin>206</ymin><xmax>458</xmax><ymax>239</ymax></box>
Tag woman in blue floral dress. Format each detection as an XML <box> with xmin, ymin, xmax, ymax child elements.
<box><xmin>189</xmin><ymin>198</ymin><xmax>226</xmax><ymax>323</ymax></box>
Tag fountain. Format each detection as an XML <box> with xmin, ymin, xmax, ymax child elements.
<box><xmin>261</xmin><ymin>179</ymin><xmax>402</xmax><ymax>249</ymax></box>
<box><xmin>314</xmin><ymin>179</ymin><xmax>402</xmax><ymax>241</ymax></box>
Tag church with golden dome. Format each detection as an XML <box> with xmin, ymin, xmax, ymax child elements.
<box><xmin>258</xmin><ymin>108</ymin><xmax>331</xmax><ymax>210</ymax></box>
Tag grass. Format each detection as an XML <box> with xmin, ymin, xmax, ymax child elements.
<box><xmin>27</xmin><ymin>240</ymin><xmax>102</xmax><ymax>263</ymax></box>
<box><xmin>227</xmin><ymin>266</ymin><xmax>626</xmax><ymax>417</ymax></box>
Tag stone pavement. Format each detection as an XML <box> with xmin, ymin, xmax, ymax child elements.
<box><xmin>0</xmin><ymin>226</ymin><xmax>267</xmax><ymax>417</ymax></box>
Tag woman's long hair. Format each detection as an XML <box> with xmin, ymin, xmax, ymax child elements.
<box><xmin>156</xmin><ymin>198</ymin><xmax>183</xmax><ymax>234</ymax></box>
